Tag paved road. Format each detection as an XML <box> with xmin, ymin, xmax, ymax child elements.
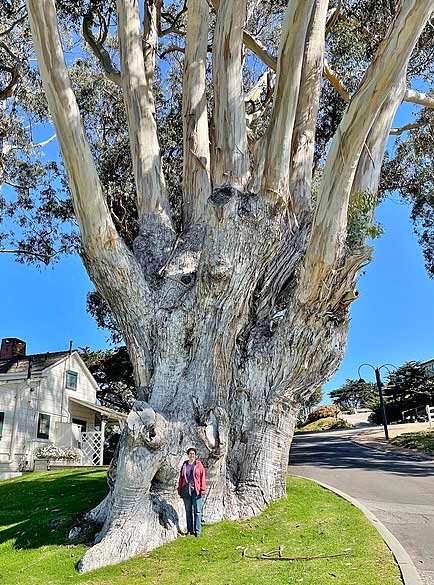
<box><xmin>289</xmin><ymin>429</ymin><xmax>434</xmax><ymax>585</ymax></box>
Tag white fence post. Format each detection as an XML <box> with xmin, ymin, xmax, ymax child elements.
<box><xmin>426</xmin><ymin>405</ymin><xmax>433</xmax><ymax>428</ymax></box>
<box><xmin>99</xmin><ymin>419</ymin><xmax>106</xmax><ymax>466</ymax></box>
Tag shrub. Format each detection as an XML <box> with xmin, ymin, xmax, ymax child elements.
<box><xmin>298</xmin><ymin>417</ymin><xmax>353</xmax><ymax>433</ymax></box>
<box><xmin>307</xmin><ymin>405</ymin><xmax>340</xmax><ymax>424</ymax></box>
<box><xmin>35</xmin><ymin>444</ymin><xmax>79</xmax><ymax>461</ymax></box>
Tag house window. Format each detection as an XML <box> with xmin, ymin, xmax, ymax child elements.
<box><xmin>0</xmin><ymin>412</ymin><xmax>4</xmax><ymax>439</ymax></box>
<box><xmin>66</xmin><ymin>370</ymin><xmax>78</xmax><ymax>390</ymax></box>
<box><xmin>37</xmin><ymin>413</ymin><xmax>50</xmax><ymax>439</ymax></box>
<box><xmin>72</xmin><ymin>418</ymin><xmax>87</xmax><ymax>433</ymax></box>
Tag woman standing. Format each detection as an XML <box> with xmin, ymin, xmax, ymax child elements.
<box><xmin>177</xmin><ymin>447</ymin><xmax>207</xmax><ymax>537</ymax></box>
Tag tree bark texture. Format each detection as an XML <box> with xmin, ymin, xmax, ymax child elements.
<box><xmin>26</xmin><ymin>0</ymin><xmax>434</xmax><ymax>573</ymax></box>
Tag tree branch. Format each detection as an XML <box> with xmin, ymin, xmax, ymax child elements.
<box><xmin>242</xmin><ymin>29</ymin><xmax>276</xmax><ymax>70</ymax></box>
<box><xmin>82</xmin><ymin>10</ymin><xmax>121</xmax><ymax>86</ymax></box>
<box><xmin>404</xmin><ymin>88</ymin><xmax>434</xmax><ymax>109</ymax></box>
<box><xmin>182</xmin><ymin>0</ymin><xmax>211</xmax><ymax>227</ymax></box>
<box><xmin>28</xmin><ymin>0</ymin><xmax>157</xmax><ymax>389</ymax></box>
<box><xmin>0</xmin><ymin>13</ymin><xmax>27</xmax><ymax>37</ymax></box>
<box><xmin>27</xmin><ymin>0</ymin><xmax>117</xmax><ymax>249</ymax></box>
<box><xmin>322</xmin><ymin>68</ymin><xmax>434</xmax><ymax>112</ymax></box>
<box><xmin>390</xmin><ymin>120</ymin><xmax>426</xmax><ymax>135</ymax></box>
<box><xmin>116</xmin><ymin>0</ymin><xmax>171</xmax><ymax>220</ymax></box>
<box><xmin>0</xmin><ymin>41</ymin><xmax>20</xmax><ymax>100</ymax></box>
<box><xmin>212</xmin><ymin>0</ymin><xmax>250</xmax><ymax>188</ymax></box>
<box><xmin>323</xmin><ymin>58</ymin><xmax>351</xmax><ymax>102</ymax></box>
<box><xmin>352</xmin><ymin>77</ymin><xmax>406</xmax><ymax>199</ymax></box>
<box><xmin>261</xmin><ymin>0</ymin><xmax>316</xmax><ymax>210</ymax></box>
<box><xmin>0</xmin><ymin>63</ymin><xmax>19</xmax><ymax>99</ymax></box>
<box><xmin>300</xmin><ymin>0</ymin><xmax>434</xmax><ymax>303</ymax></box>
<box><xmin>159</xmin><ymin>45</ymin><xmax>185</xmax><ymax>59</ymax></box>
<box><xmin>289</xmin><ymin>0</ymin><xmax>329</xmax><ymax>219</ymax></box>
<box><xmin>0</xmin><ymin>248</ymin><xmax>58</xmax><ymax>262</ymax></box>
<box><xmin>143</xmin><ymin>0</ymin><xmax>159</xmax><ymax>96</ymax></box>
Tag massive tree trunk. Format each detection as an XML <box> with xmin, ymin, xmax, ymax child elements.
<box><xmin>26</xmin><ymin>0</ymin><xmax>433</xmax><ymax>573</ymax></box>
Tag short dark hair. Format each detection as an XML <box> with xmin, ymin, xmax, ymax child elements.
<box><xmin>186</xmin><ymin>447</ymin><xmax>197</xmax><ymax>455</ymax></box>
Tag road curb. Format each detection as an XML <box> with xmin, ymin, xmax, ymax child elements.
<box><xmin>290</xmin><ymin>474</ymin><xmax>423</xmax><ymax>585</ymax></box>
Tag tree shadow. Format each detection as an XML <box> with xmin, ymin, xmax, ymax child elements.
<box><xmin>290</xmin><ymin>432</ymin><xmax>434</xmax><ymax>478</ymax></box>
<box><xmin>0</xmin><ymin>469</ymin><xmax>107</xmax><ymax>551</ymax></box>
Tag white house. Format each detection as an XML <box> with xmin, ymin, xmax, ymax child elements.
<box><xmin>0</xmin><ymin>337</ymin><xmax>126</xmax><ymax>480</ymax></box>
<box><xmin>421</xmin><ymin>358</ymin><xmax>434</xmax><ymax>375</ymax></box>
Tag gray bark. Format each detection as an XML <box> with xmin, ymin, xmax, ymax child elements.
<box><xmin>26</xmin><ymin>0</ymin><xmax>434</xmax><ymax>574</ymax></box>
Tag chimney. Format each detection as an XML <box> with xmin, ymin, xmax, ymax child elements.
<box><xmin>0</xmin><ymin>338</ymin><xmax>26</xmax><ymax>360</ymax></box>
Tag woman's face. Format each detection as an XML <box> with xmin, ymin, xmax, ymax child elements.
<box><xmin>187</xmin><ymin>450</ymin><xmax>196</xmax><ymax>463</ymax></box>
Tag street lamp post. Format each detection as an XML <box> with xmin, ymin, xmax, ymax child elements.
<box><xmin>358</xmin><ymin>363</ymin><xmax>395</xmax><ymax>441</ymax></box>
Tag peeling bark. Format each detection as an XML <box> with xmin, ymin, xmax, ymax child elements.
<box><xmin>289</xmin><ymin>0</ymin><xmax>329</xmax><ymax>219</ymax></box>
<box><xmin>300</xmin><ymin>0</ymin><xmax>434</xmax><ymax>303</ymax></box>
<box><xmin>261</xmin><ymin>0</ymin><xmax>316</xmax><ymax>210</ymax></box>
<box><xmin>26</xmin><ymin>0</ymin><xmax>434</xmax><ymax>574</ymax></box>
<box><xmin>212</xmin><ymin>0</ymin><xmax>250</xmax><ymax>188</ymax></box>
<box><xmin>182</xmin><ymin>0</ymin><xmax>211</xmax><ymax>227</ymax></box>
<box><xmin>117</xmin><ymin>0</ymin><xmax>170</xmax><ymax>220</ymax></box>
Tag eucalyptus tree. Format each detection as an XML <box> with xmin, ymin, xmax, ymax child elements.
<box><xmin>19</xmin><ymin>0</ymin><xmax>434</xmax><ymax>572</ymax></box>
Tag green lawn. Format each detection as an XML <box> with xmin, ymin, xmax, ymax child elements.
<box><xmin>391</xmin><ymin>430</ymin><xmax>434</xmax><ymax>455</ymax></box>
<box><xmin>0</xmin><ymin>469</ymin><xmax>401</xmax><ymax>585</ymax></box>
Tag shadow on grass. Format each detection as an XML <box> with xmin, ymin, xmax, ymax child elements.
<box><xmin>0</xmin><ymin>469</ymin><xmax>107</xmax><ymax>551</ymax></box>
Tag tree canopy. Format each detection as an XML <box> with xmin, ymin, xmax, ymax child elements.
<box><xmin>1</xmin><ymin>0</ymin><xmax>434</xmax><ymax>283</ymax></box>
<box><xmin>80</xmin><ymin>346</ymin><xmax>135</xmax><ymax>412</ymax></box>
<box><xmin>385</xmin><ymin>361</ymin><xmax>434</xmax><ymax>418</ymax></box>
<box><xmin>330</xmin><ymin>378</ymin><xmax>377</xmax><ymax>410</ymax></box>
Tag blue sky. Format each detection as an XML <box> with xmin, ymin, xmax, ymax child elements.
<box><xmin>323</xmin><ymin>197</ymin><xmax>434</xmax><ymax>396</ymax></box>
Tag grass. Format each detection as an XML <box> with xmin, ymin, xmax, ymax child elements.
<box><xmin>0</xmin><ymin>469</ymin><xmax>401</xmax><ymax>585</ymax></box>
<box><xmin>296</xmin><ymin>417</ymin><xmax>353</xmax><ymax>433</ymax></box>
<box><xmin>391</xmin><ymin>429</ymin><xmax>434</xmax><ymax>454</ymax></box>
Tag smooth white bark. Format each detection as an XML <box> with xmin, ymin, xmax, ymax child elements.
<box><xmin>289</xmin><ymin>0</ymin><xmax>329</xmax><ymax>217</ymax></box>
<box><xmin>300</xmin><ymin>0</ymin><xmax>434</xmax><ymax>302</ymax></box>
<box><xmin>27</xmin><ymin>0</ymin><xmax>115</xmax><ymax>249</ymax></box>
<box><xmin>117</xmin><ymin>0</ymin><xmax>170</xmax><ymax>220</ymax></box>
<box><xmin>27</xmin><ymin>0</ymin><xmax>155</xmax><ymax>390</ymax></box>
<box><xmin>352</xmin><ymin>78</ymin><xmax>407</xmax><ymax>198</ymax></box>
<box><xmin>212</xmin><ymin>0</ymin><xmax>250</xmax><ymax>188</ymax></box>
<box><xmin>182</xmin><ymin>0</ymin><xmax>211</xmax><ymax>226</ymax></box>
<box><xmin>261</xmin><ymin>0</ymin><xmax>316</xmax><ymax>207</ymax></box>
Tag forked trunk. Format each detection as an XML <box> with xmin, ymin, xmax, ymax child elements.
<box><xmin>26</xmin><ymin>0</ymin><xmax>434</xmax><ymax>574</ymax></box>
<box><xmin>78</xmin><ymin>187</ymin><xmax>354</xmax><ymax>572</ymax></box>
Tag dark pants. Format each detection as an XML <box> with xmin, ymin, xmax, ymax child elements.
<box><xmin>182</xmin><ymin>491</ymin><xmax>203</xmax><ymax>535</ymax></box>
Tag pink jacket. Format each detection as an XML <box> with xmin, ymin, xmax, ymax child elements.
<box><xmin>177</xmin><ymin>459</ymin><xmax>207</xmax><ymax>497</ymax></box>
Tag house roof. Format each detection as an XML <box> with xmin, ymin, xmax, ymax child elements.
<box><xmin>0</xmin><ymin>350</ymin><xmax>71</xmax><ymax>378</ymax></box>
<box><xmin>421</xmin><ymin>358</ymin><xmax>434</xmax><ymax>368</ymax></box>
<box><xmin>69</xmin><ymin>396</ymin><xmax>127</xmax><ymax>422</ymax></box>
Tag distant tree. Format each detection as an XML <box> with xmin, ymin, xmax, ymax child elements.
<box><xmin>330</xmin><ymin>378</ymin><xmax>377</xmax><ymax>410</ymax></box>
<box><xmin>80</xmin><ymin>346</ymin><xmax>135</xmax><ymax>412</ymax></box>
<box><xmin>385</xmin><ymin>361</ymin><xmax>434</xmax><ymax>416</ymax></box>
